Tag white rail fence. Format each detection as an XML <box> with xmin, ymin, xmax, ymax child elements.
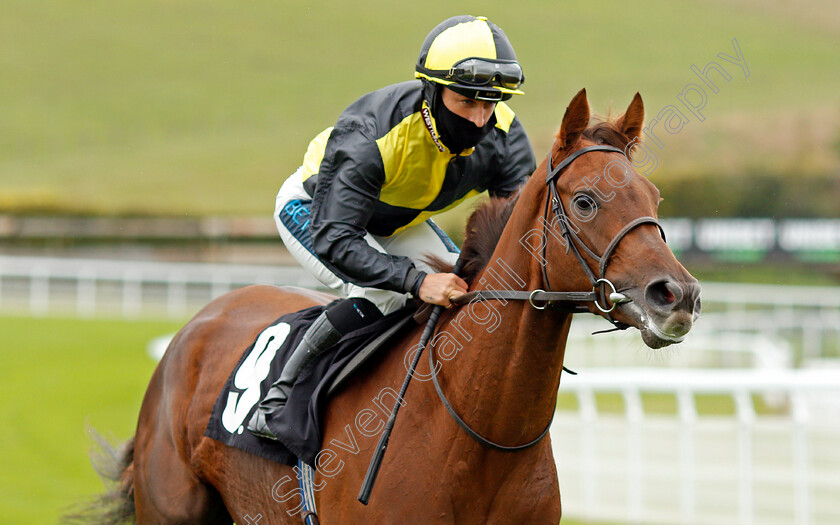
<box><xmin>567</xmin><ymin>314</ymin><xmax>838</xmax><ymax>370</ymax></box>
<box><xmin>566</xmin><ymin>281</ymin><xmax>840</xmax><ymax>367</ymax></box>
<box><xmin>3</xmin><ymin>255</ymin><xmax>837</xmax><ymax>361</ymax></box>
<box><xmin>552</xmin><ymin>368</ymin><xmax>840</xmax><ymax>525</ymax></box>
<box><xmin>0</xmin><ymin>255</ymin><xmax>321</xmax><ymax>319</ymax></box>
<box><xmin>1</xmin><ymin>255</ymin><xmax>839</xmax><ymax>316</ymax></box>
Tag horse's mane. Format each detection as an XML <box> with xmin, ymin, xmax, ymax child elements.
<box><xmin>458</xmin><ymin>194</ymin><xmax>521</xmax><ymax>284</ymax></box>
<box><xmin>429</xmin><ymin>116</ymin><xmax>631</xmax><ymax>284</ymax></box>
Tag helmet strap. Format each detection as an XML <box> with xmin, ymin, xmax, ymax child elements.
<box><xmin>421</xmin><ymin>79</ymin><xmax>439</xmax><ymax>114</ymax></box>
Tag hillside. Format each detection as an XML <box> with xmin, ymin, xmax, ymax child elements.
<box><xmin>2</xmin><ymin>0</ymin><xmax>838</xmax><ymax>216</ymax></box>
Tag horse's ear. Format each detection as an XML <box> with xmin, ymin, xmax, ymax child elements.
<box><xmin>616</xmin><ymin>92</ymin><xmax>645</xmax><ymax>141</ymax></box>
<box><xmin>556</xmin><ymin>88</ymin><xmax>590</xmax><ymax>149</ymax></box>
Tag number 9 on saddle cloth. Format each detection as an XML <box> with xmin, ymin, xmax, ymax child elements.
<box><xmin>205</xmin><ymin>298</ymin><xmax>413</xmax><ymax>466</ymax></box>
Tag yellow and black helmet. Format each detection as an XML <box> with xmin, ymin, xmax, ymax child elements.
<box><xmin>415</xmin><ymin>15</ymin><xmax>525</xmax><ymax>102</ymax></box>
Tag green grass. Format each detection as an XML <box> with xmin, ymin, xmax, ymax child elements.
<box><xmin>0</xmin><ymin>315</ymin><xmax>185</xmax><ymax>524</ymax></box>
<box><xmin>1</xmin><ymin>0</ymin><xmax>838</xmax><ymax>216</ymax></box>
<box><xmin>556</xmin><ymin>392</ymin><xmax>783</xmax><ymax>417</ymax></box>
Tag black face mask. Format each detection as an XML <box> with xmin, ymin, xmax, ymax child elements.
<box><xmin>435</xmin><ymin>90</ymin><xmax>496</xmax><ymax>154</ymax></box>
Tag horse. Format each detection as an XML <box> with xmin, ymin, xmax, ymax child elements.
<box><xmin>71</xmin><ymin>89</ymin><xmax>700</xmax><ymax>524</ymax></box>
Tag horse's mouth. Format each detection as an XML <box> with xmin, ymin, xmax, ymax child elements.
<box><xmin>640</xmin><ymin>319</ymin><xmax>687</xmax><ymax>349</ymax></box>
<box><xmin>617</xmin><ymin>300</ymin><xmax>692</xmax><ymax>349</ymax></box>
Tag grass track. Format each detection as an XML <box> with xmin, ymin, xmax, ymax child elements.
<box><xmin>0</xmin><ymin>315</ymin><xmax>184</xmax><ymax>523</ymax></box>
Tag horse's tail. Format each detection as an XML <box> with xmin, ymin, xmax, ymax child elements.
<box><xmin>61</xmin><ymin>428</ymin><xmax>136</xmax><ymax>524</ymax></box>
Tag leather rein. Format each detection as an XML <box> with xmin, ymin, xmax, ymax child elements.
<box><xmin>431</xmin><ymin>144</ymin><xmax>666</xmax><ymax>452</ymax></box>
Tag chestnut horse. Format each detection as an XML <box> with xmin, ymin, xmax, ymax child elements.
<box><xmin>77</xmin><ymin>89</ymin><xmax>700</xmax><ymax>524</ymax></box>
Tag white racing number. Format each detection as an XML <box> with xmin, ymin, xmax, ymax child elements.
<box><xmin>222</xmin><ymin>322</ymin><xmax>291</xmax><ymax>434</ymax></box>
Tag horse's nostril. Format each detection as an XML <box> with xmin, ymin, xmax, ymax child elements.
<box><xmin>646</xmin><ymin>280</ymin><xmax>681</xmax><ymax>310</ymax></box>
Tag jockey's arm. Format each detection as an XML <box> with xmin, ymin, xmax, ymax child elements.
<box><xmin>308</xmin><ymin>115</ymin><xmax>534</xmax><ymax>307</ymax></box>
<box><xmin>308</xmin><ymin>125</ymin><xmax>436</xmax><ymax>301</ymax></box>
<box><xmin>310</xmin><ymin>169</ymin><xmax>465</xmax><ymax>305</ymax></box>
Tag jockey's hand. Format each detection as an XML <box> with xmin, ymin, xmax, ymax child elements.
<box><xmin>417</xmin><ymin>272</ymin><xmax>469</xmax><ymax>307</ymax></box>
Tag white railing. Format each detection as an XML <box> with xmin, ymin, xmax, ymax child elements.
<box><xmin>567</xmin><ymin>312</ymin><xmax>839</xmax><ymax>369</ymax></box>
<box><xmin>566</xmin><ymin>319</ymin><xmax>797</xmax><ymax>370</ymax></box>
<box><xmin>0</xmin><ymin>255</ymin><xmax>322</xmax><ymax>319</ymax></box>
<box><xmin>1</xmin><ymin>255</ymin><xmax>838</xmax><ymax>363</ymax></box>
<box><xmin>1</xmin><ymin>255</ymin><xmax>838</xmax><ymax>315</ymax></box>
<box><xmin>552</xmin><ymin>368</ymin><xmax>840</xmax><ymax>525</ymax></box>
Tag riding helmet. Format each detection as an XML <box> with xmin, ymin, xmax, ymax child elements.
<box><xmin>415</xmin><ymin>15</ymin><xmax>525</xmax><ymax>101</ymax></box>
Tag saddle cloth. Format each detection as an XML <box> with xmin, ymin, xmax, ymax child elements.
<box><xmin>205</xmin><ymin>303</ymin><xmax>415</xmax><ymax>466</ymax></box>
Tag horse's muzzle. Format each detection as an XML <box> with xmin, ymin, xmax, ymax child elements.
<box><xmin>619</xmin><ymin>277</ymin><xmax>701</xmax><ymax>348</ymax></box>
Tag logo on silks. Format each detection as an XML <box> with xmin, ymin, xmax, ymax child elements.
<box><xmin>221</xmin><ymin>322</ymin><xmax>291</xmax><ymax>435</ymax></box>
<box><xmin>421</xmin><ymin>106</ymin><xmax>446</xmax><ymax>152</ymax></box>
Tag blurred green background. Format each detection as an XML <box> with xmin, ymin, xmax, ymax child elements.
<box><xmin>3</xmin><ymin>0</ymin><xmax>838</xmax><ymax>217</ymax></box>
<box><xmin>1</xmin><ymin>1</ymin><xmax>839</xmax><ymax>523</ymax></box>
<box><xmin>0</xmin><ymin>315</ymin><xmax>184</xmax><ymax>523</ymax></box>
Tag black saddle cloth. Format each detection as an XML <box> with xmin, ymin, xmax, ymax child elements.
<box><xmin>205</xmin><ymin>303</ymin><xmax>415</xmax><ymax>466</ymax></box>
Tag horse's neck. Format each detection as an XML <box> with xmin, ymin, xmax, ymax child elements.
<box><xmin>436</xmin><ymin>185</ymin><xmax>573</xmax><ymax>444</ymax></box>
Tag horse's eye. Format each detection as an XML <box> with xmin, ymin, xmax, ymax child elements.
<box><xmin>572</xmin><ymin>194</ymin><xmax>598</xmax><ymax>218</ymax></box>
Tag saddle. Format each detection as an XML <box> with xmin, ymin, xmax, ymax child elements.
<box><xmin>205</xmin><ymin>304</ymin><xmax>417</xmax><ymax>466</ymax></box>
<box><xmin>326</xmin><ymin>313</ymin><xmax>415</xmax><ymax>395</ymax></box>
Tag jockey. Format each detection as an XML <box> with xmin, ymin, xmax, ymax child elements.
<box><xmin>249</xmin><ymin>15</ymin><xmax>536</xmax><ymax>440</ymax></box>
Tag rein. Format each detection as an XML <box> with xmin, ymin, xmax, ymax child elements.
<box><xmin>428</xmin><ymin>326</ymin><xmax>554</xmax><ymax>452</ymax></box>
<box><xmin>436</xmin><ymin>144</ymin><xmax>667</xmax><ymax>452</ymax></box>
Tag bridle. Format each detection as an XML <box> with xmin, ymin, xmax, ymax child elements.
<box><xmin>358</xmin><ymin>145</ymin><xmax>669</xmax><ymax>502</ymax></box>
<box><xmin>455</xmin><ymin>145</ymin><xmax>666</xmax><ymax>320</ymax></box>
<box><xmin>539</xmin><ymin>145</ymin><xmax>666</xmax><ymax>324</ymax></box>
<box><xmin>433</xmin><ymin>144</ymin><xmax>667</xmax><ymax>452</ymax></box>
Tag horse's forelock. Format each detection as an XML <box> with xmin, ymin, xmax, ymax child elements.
<box><xmin>582</xmin><ymin>116</ymin><xmax>632</xmax><ymax>150</ymax></box>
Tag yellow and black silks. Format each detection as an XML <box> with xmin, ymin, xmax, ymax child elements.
<box><xmin>298</xmin><ymin>79</ymin><xmax>535</xmax><ymax>295</ymax></box>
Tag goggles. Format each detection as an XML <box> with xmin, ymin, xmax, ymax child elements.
<box><xmin>417</xmin><ymin>58</ymin><xmax>524</xmax><ymax>91</ymax></box>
